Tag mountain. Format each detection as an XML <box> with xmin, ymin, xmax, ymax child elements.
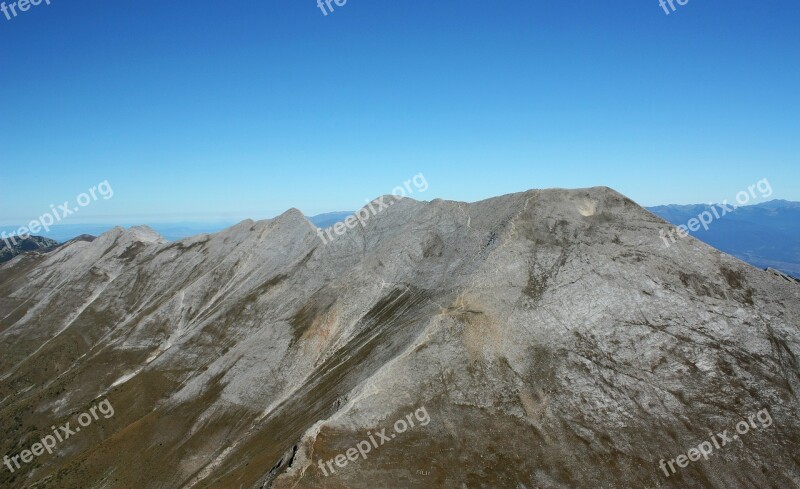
<box><xmin>307</xmin><ymin>201</ymin><xmax>800</xmax><ymax>279</ymax></box>
<box><xmin>0</xmin><ymin>235</ymin><xmax>59</xmax><ymax>263</ymax></box>
<box><xmin>6</xmin><ymin>218</ymin><xmax>344</xmax><ymax>243</ymax></box>
<box><xmin>0</xmin><ymin>222</ymin><xmax>238</xmax><ymax>243</ymax></box>
<box><xmin>1</xmin><ymin>188</ymin><xmax>798</xmax><ymax>489</ymax></box>
<box><xmin>647</xmin><ymin>200</ymin><xmax>800</xmax><ymax>277</ymax></box>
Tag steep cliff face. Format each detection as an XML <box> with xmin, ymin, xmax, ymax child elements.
<box><xmin>0</xmin><ymin>188</ymin><xmax>798</xmax><ymax>489</ymax></box>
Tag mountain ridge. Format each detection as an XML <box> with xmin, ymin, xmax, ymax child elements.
<box><xmin>0</xmin><ymin>235</ymin><xmax>59</xmax><ymax>264</ymax></box>
<box><xmin>1</xmin><ymin>186</ymin><xmax>798</xmax><ymax>488</ymax></box>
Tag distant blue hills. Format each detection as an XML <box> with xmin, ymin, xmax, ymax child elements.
<box><xmin>646</xmin><ymin>200</ymin><xmax>800</xmax><ymax>278</ymax></box>
<box><xmin>3</xmin><ymin>201</ymin><xmax>797</xmax><ymax>278</ymax></box>
<box><xmin>306</xmin><ymin>212</ymin><xmax>355</xmax><ymax>229</ymax></box>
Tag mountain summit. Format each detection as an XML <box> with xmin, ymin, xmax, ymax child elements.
<box><xmin>1</xmin><ymin>187</ymin><xmax>798</xmax><ymax>488</ymax></box>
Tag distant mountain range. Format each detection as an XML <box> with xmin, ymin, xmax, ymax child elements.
<box><xmin>646</xmin><ymin>200</ymin><xmax>800</xmax><ymax>277</ymax></box>
<box><xmin>0</xmin><ymin>234</ymin><xmax>95</xmax><ymax>263</ymax></box>
<box><xmin>2</xmin><ymin>200</ymin><xmax>797</xmax><ymax>276</ymax></box>
<box><xmin>307</xmin><ymin>211</ymin><xmax>356</xmax><ymax>229</ymax></box>
<box><xmin>0</xmin><ymin>235</ymin><xmax>59</xmax><ymax>263</ymax></box>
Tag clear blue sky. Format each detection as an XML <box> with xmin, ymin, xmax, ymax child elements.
<box><xmin>1</xmin><ymin>0</ymin><xmax>798</xmax><ymax>225</ymax></box>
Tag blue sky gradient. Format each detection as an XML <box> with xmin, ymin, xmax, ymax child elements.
<box><xmin>1</xmin><ymin>0</ymin><xmax>798</xmax><ymax>226</ymax></box>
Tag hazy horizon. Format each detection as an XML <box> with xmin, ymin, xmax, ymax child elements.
<box><xmin>2</xmin><ymin>196</ymin><xmax>796</xmax><ymax>244</ymax></box>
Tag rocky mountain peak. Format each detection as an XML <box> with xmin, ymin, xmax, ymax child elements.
<box><xmin>0</xmin><ymin>187</ymin><xmax>798</xmax><ymax>489</ymax></box>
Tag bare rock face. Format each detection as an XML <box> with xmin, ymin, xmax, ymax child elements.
<box><xmin>0</xmin><ymin>188</ymin><xmax>798</xmax><ymax>489</ymax></box>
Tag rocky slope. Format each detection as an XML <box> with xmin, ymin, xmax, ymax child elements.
<box><xmin>0</xmin><ymin>187</ymin><xmax>798</xmax><ymax>489</ymax></box>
